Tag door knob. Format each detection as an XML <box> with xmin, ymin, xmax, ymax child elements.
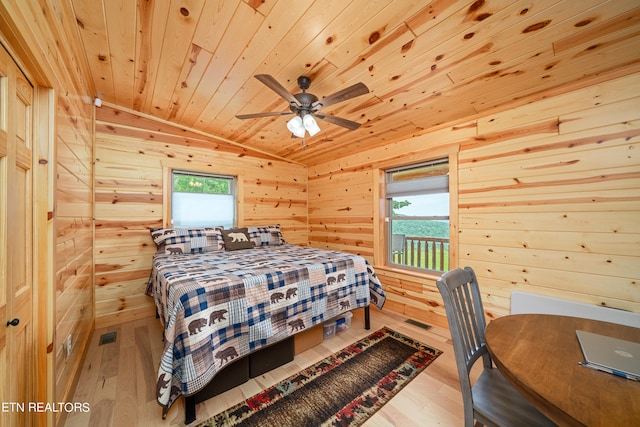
<box><xmin>6</xmin><ymin>318</ymin><xmax>19</xmax><ymax>327</ymax></box>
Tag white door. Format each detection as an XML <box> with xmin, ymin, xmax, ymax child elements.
<box><xmin>0</xmin><ymin>43</ymin><xmax>35</xmax><ymax>427</ymax></box>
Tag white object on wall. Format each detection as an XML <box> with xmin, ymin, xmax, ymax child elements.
<box><xmin>511</xmin><ymin>291</ymin><xmax>640</xmax><ymax>328</ymax></box>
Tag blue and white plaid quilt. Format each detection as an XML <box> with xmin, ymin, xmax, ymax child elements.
<box><xmin>146</xmin><ymin>244</ymin><xmax>386</xmax><ymax>408</ymax></box>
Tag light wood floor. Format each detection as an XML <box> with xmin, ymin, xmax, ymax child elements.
<box><xmin>64</xmin><ymin>309</ymin><xmax>467</xmax><ymax>426</ymax></box>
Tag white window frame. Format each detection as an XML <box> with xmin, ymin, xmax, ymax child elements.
<box><xmin>384</xmin><ymin>158</ymin><xmax>451</xmax><ymax>274</ymax></box>
<box><xmin>169</xmin><ymin>169</ymin><xmax>237</xmax><ymax>228</ymax></box>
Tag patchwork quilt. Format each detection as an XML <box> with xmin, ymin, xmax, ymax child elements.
<box><xmin>146</xmin><ymin>244</ymin><xmax>386</xmax><ymax>408</ymax></box>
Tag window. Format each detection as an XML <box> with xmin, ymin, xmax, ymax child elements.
<box><xmin>385</xmin><ymin>159</ymin><xmax>450</xmax><ymax>273</ymax></box>
<box><xmin>171</xmin><ymin>170</ymin><xmax>235</xmax><ymax>228</ymax></box>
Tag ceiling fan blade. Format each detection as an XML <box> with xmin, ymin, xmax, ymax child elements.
<box><xmin>235</xmin><ymin>111</ymin><xmax>293</xmax><ymax>120</ymax></box>
<box><xmin>254</xmin><ymin>74</ymin><xmax>300</xmax><ymax>105</ymax></box>
<box><xmin>313</xmin><ymin>113</ymin><xmax>362</xmax><ymax>130</ymax></box>
<box><xmin>312</xmin><ymin>82</ymin><xmax>369</xmax><ymax>110</ymax></box>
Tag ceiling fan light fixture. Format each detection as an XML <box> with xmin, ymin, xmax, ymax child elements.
<box><xmin>303</xmin><ymin>114</ymin><xmax>321</xmax><ymax>136</ymax></box>
<box><xmin>287</xmin><ymin>116</ymin><xmax>306</xmax><ymax>138</ymax></box>
<box><xmin>237</xmin><ymin>74</ymin><xmax>369</xmax><ymax>136</ymax></box>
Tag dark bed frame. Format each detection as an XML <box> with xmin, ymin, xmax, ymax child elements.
<box><xmin>164</xmin><ymin>305</ymin><xmax>371</xmax><ymax>424</ymax></box>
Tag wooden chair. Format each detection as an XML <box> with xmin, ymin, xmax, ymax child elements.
<box><xmin>436</xmin><ymin>267</ymin><xmax>557</xmax><ymax>427</ymax></box>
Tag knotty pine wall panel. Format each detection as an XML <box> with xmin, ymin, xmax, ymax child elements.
<box><xmin>308</xmin><ymin>72</ymin><xmax>640</xmax><ymax>328</ymax></box>
<box><xmin>94</xmin><ymin>106</ymin><xmax>308</xmax><ymax>328</ymax></box>
<box><xmin>308</xmin><ymin>166</ymin><xmax>375</xmax><ymax>256</ymax></box>
<box><xmin>54</xmin><ymin>94</ymin><xmax>94</xmax><ymax>409</ymax></box>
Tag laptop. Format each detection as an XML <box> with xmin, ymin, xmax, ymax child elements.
<box><xmin>576</xmin><ymin>330</ymin><xmax>640</xmax><ymax>380</ymax></box>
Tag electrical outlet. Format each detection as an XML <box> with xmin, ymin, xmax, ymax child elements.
<box><xmin>66</xmin><ymin>335</ymin><xmax>72</xmax><ymax>357</ymax></box>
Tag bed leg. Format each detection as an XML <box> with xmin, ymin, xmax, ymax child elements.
<box><xmin>364</xmin><ymin>305</ymin><xmax>371</xmax><ymax>330</ymax></box>
<box><xmin>184</xmin><ymin>395</ymin><xmax>196</xmax><ymax>425</ymax></box>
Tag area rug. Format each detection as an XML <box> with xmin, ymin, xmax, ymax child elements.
<box><xmin>197</xmin><ymin>327</ymin><xmax>442</xmax><ymax>427</ymax></box>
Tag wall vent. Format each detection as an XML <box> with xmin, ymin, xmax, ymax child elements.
<box><xmin>99</xmin><ymin>332</ymin><xmax>117</xmax><ymax>346</ymax></box>
<box><xmin>405</xmin><ymin>319</ymin><xmax>432</xmax><ymax>330</ymax></box>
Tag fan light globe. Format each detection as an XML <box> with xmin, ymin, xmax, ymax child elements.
<box><xmin>287</xmin><ymin>116</ymin><xmax>306</xmax><ymax>138</ymax></box>
<box><xmin>303</xmin><ymin>114</ymin><xmax>321</xmax><ymax>136</ymax></box>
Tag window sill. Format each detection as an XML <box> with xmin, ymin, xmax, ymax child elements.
<box><xmin>373</xmin><ymin>264</ymin><xmax>443</xmax><ymax>283</ymax></box>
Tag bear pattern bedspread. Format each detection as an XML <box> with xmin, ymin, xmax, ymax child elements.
<box><xmin>146</xmin><ymin>244</ymin><xmax>386</xmax><ymax>408</ymax></box>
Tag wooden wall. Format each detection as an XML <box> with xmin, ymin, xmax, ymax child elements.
<box><xmin>93</xmin><ymin>106</ymin><xmax>308</xmax><ymax>328</ymax></box>
<box><xmin>308</xmin><ymin>72</ymin><xmax>640</xmax><ymax>328</ymax></box>
<box><xmin>55</xmin><ymin>96</ymin><xmax>94</xmax><ymax>405</ymax></box>
<box><xmin>0</xmin><ymin>0</ymin><xmax>95</xmax><ymax>422</ymax></box>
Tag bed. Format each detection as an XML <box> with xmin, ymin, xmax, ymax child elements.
<box><xmin>146</xmin><ymin>225</ymin><xmax>386</xmax><ymax>423</ymax></box>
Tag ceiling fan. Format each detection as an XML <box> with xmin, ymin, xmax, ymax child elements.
<box><xmin>236</xmin><ymin>74</ymin><xmax>370</xmax><ymax>138</ymax></box>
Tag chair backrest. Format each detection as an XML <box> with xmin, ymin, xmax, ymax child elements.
<box><xmin>436</xmin><ymin>267</ymin><xmax>492</xmax><ymax>425</ymax></box>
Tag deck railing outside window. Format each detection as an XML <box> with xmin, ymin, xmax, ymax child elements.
<box><xmin>391</xmin><ymin>235</ymin><xmax>450</xmax><ymax>272</ymax></box>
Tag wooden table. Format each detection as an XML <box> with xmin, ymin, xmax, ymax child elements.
<box><xmin>485</xmin><ymin>314</ymin><xmax>640</xmax><ymax>427</ymax></box>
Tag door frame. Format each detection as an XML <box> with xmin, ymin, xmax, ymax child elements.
<box><xmin>0</xmin><ymin>31</ymin><xmax>56</xmax><ymax>427</ymax></box>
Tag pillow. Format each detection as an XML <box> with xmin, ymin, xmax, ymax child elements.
<box><xmin>247</xmin><ymin>225</ymin><xmax>285</xmax><ymax>247</ymax></box>
<box><xmin>221</xmin><ymin>228</ymin><xmax>254</xmax><ymax>251</ymax></box>
<box><xmin>150</xmin><ymin>226</ymin><xmax>224</xmax><ymax>254</ymax></box>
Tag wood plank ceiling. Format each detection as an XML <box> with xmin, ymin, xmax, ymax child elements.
<box><xmin>72</xmin><ymin>0</ymin><xmax>640</xmax><ymax>165</ymax></box>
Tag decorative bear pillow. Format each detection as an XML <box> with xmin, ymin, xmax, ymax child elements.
<box><xmin>221</xmin><ymin>228</ymin><xmax>254</xmax><ymax>251</ymax></box>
